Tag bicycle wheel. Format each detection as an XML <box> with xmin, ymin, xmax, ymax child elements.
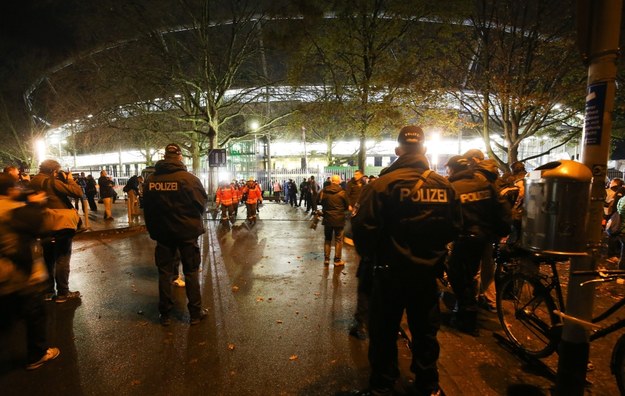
<box><xmin>611</xmin><ymin>334</ymin><xmax>625</xmax><ymax>395</ymax></box>
<box><xmin>496</xmin><ymin>273</ymin><xmax>560</xmax><ymax>358</ymax></box>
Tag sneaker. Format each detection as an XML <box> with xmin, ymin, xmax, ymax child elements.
<box><xmin>334</xmin><ymin>259</ymin><xmax>345</xmax><ymax>266</ymax></box>
<box><xmin>26</xmin><ymin>347</ymin><xmax>60</xmax><ymax>370</ymax></box>
<box><xmin>43</xmin><ymin>293</ymin><xmax>56</xmax><ymax>302</ymax></box>
<box><xmin>190</xmin><ymin>309</ymin><xmax>208</xmax><ymax>325</ymax></box>
<box><xmin>159</xmin><ymin>315</ymin><xmax>172</xmax><ymax>326</ymax></box>
<box><xmin>172</xmin><ymin>277</ymin><xmax>186</xmax><ymax>287</ymax></box>
<box><xmin>55</xmin><ymin>291</ymin><xmax>81</xmax><ymax>303</ymax></box>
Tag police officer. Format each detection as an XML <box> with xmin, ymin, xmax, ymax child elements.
<box><xmin>143</xmin><ymin>143</ymin><xmax>208</xmax><ymax>326</ymax></box>
<box><xmin>445</xmin><ymin>155</ymin><xmax>511</xmax><ymax>335</ymax></box>
<box><xmin>352</xmin><ymin>126</ymin><xmax>462</xmax><ymax>396</ymax></box>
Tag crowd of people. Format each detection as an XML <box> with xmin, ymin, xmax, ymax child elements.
<box><xmin>5</xmin><ymin>126</ymin><xmax>609</xmax><ymax>395</ymax></box>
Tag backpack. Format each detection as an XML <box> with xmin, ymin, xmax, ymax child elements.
<box><xmin>606</xmin><ymin>211</ymin><xmax>622</xmax><ymax>237</ymax></box>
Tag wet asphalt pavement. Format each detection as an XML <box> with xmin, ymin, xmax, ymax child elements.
<box><xmin>0</xmin><ymin>200</ymin><xmax>622</xmax><ymax>395</ymax></box>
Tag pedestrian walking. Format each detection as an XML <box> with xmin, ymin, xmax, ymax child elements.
<box><xmin>352</xmin><ymin>125</ymin><xmax>462</xmax><ymax>396</ymax></box>
<box><xmin>319</xmin><ymin>174</ymin><xmax>350</xmax><ymax>266</ymax></box>
<box><xmin>143</xmin><ymin>143</ymin><xmax>208</xmax><ymax>326</ymax></box>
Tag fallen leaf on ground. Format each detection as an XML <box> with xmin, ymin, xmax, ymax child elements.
<box><xmin>289</xmin><ymin>355</ymin><xmax>298</xmax><ymax>361</ymax></box>
<box><xmin>228</xmin><ymin>343</ymin><xmax>236</xmax><ymax>350</ymax></box>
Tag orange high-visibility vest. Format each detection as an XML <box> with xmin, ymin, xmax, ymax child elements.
<box><xmin>216</xmin><ymin>187</ymin><xmax>234</xmax><ymax>206</ymax></box>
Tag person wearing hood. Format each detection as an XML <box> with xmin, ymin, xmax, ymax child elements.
<box><xmin>352</xmin><ymin>126</ymin><xmax>462</xmax><ymax>396</ymax></box>
<box><xmin>143</xmin><ymin>143</ymin><xmax>208</xmax><ymax>326</ymax></box>
<box><xmin>319</xmin><ymin>174</ymin><xmax>350</xmax><ymax>266</ymax></box>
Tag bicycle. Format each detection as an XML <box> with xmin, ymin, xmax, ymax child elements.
<box><xmin>495</xmin><ymin>248</ymin><xmax>566</xmax><ymax>358</ymax></box>
<box><xmin>496</xmin><ymin>254</ymin><xmax>625</xmax><ymax>394</ymax></box>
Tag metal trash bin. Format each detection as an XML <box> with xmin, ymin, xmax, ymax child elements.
<box><xmin>521</xmin><ymin>160</ymin><xmax>592</xmax><ymax>255</ymax></box>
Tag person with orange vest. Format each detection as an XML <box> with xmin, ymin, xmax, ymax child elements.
<box><xmin>242</xmin><ymin>178</ymin><xmax>262</xmax><ymax>225</ymax></box>
<box><xmin>231</xmin><ymin>180</ymin><xmax>242</xmax><ymax>217</ymax></box>
<box><xmin>215</xmin><ymin>182</ymin><xmax>236</xmax><ymax>224</ymax></box>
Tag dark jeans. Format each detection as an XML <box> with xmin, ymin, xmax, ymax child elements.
<box><xmin>368</xmin><ymin>265</ymin><xmax>440</xmax><ymax>394</ymax></box>
<box><xmin>288</xmin><ymin>193</ymin><xmax>297</xmax><ymax>206</ymax></box>
<box><xmin>323</xmin><ymin>225</ymin><xmax>344</xmax><ymax>260</ymax></box>
<box><xmin>155</xmin><ymin>239</ymin><xmax>202</xmax><ymax>318</ymax></box>
<box><xmin>42</xmin><ymin>233</ymin><xmax>74</xmax><ymax>296</ymax></box>
<box><xmin>0</xmin><ymin>289</ymin><xmax>48</xmax><ymax>364</ymax></box>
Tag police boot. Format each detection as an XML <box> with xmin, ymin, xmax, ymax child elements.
<box><xmin>461</xmin><ymin>310</ymin><xmax>479</xmax><ymax>337</ymax></box>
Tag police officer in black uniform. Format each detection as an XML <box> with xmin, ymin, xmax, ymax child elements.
<box><xmin>445</xmin><ymin>155</ymin><xmax>511</xmax><ymax>336</ymax></box>
<box><xmin>352</xmin><ymin>126</ymin><xmax>462</xmax><ymax>396</ymax></box>
<box><xmin>143</xmin><ymin>143</ymin><xmax>209</xmax><ymax>326</ymax></box>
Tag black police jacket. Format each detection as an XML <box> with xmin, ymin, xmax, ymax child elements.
<box><xmin>143</xmin><ymin>159</ymin><xmax>208</xmax><ymax>242</ymax></box>
<box><xmin>352</xmin><ymin>153</ymin><xmax>462</xmax><ymax>268</ymax></box>
<box><xmin>448</xmin><ymin>168</ymin><xmax>512</xmax><ymax>239</ymax></box>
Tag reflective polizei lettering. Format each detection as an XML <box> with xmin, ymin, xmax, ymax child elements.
<box><xmin>399</xmin><ymin>188</ymin><xmax>449</xmax><ymax>203</ymax></box>
<box><xmin>149</xmin><ymin>182</ymin><xmax>179</xmax><ymax>191</ymax></box>
<box><xmin>459</xmin><ymin>189</ymin><xmax>491</xmax><ymax>203</ymax></box>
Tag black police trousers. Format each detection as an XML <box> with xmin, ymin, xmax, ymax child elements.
<box><xmin>368</xmin><ymin>265</ymin><xmax>440</xmax><ymax>394</ymax></box>
<box><xmin>155</xmin><ymin>239</ymin><xmax>202</xmax><ymax>318</ymax></box>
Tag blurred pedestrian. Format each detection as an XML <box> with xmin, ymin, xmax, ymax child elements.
<box><xmin>319</xmin><ymin>174</ymin><xmax>350</xmax><ymax>266</ymax></box>
<box><xmin>143</xmin><ymin>143</ymin><xmax>208</xmax><ymax>326</ymax></box>
<box><xmin>84</xmin><ymin>174</ymin><xmax>98</xmax><ymax>212</ymax></box>
<box><xmin>272</xmin><ymin>180</ymin><xmax>282</xmax><ymax>203</ymax></box>
<box><xmin>299</xmin><ymin>178</ymin><xmax>309</xmax><ymax>208</ymax></box>
<box><xmin>287</xmin><ymin>179</ymin><xmax>298</xmax><ymax>207</ymax></box>
<box><xmin>29</xmin><ymin>160</ymin><xmax>83</xmax><ymax>303</ymax></box>
<box><xmin>352</xmin><ymin>125</ymin><xmax>462</xmax><ymax>396</ymax></box>
<box><xmin>123</xmin><ymin>175</ymin><xmax>141</xmax><ymax>217</ymax></box>
<box><xmin>98</xmin><ymin>170</ymin><xmax>115</xmax><ymax>220</ymax></box>
<box><xmin>242</xmin><ymin>178</ymin><xmax>262</xmax><ymax>225</ymax></box>
<box><xmin>0</xmin><ymin>173</ymin><xmax>60</xmax><ymax>370</ymax></box>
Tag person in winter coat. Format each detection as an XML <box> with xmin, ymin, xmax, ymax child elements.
<box><xmin>143</xmin><ymin>143</ymin><xmax>208</xmax><ymax>326</ymax></box>
<box><xmin>242</xmin><ymin>178</ymin><xmax>263</xmax><ymax>225</ymax></box>
<box><xmin>97</xmin><ymin>170</ymin><xmax>116</xmax><ymax>220</ymax></box>
<box><xmin>29</xmin><ymin>160</ymin><xmax>84</xmax><ymax>303</ymax></box>
<box><xmin>446</xmin><ymin>155</ymin><xmax>511</xmax><ymax>335</ymax></box>
<box><xmin>0</xmin><ymin>173</ymin><xmax>61</xmax><ymax>370</ymax></box>
<box><xmin>352</xmin><ymin>126</ymin><xmax>462</xmax><ymax>396</ymax></box>
<box><xmin>84</xmin><ymin>174</ymin><xmax>98</xmax><ymax>212</ymax></box>
<box><xmin>287</xmin><ymin>179</ymin><xmax>298</xmax><ymax>207</ymax></box>
<box><xmin>215</xmin><ymin>182</ymin><xmax>236</xmax><ymax>224</ymax></box>
<box><xmin>319</xmin><ymin>175</ymin><xmax>350</xmax><ymax>266</ymax></box>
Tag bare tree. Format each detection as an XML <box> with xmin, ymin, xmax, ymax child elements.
<box><xmin>290</xmin><ymin>0</ymin><xmax>432</xmax><ymax>170</ymax></box>
<box><xmin>440</xmin><ymin>0</ymin><xmax>585</xmax><ymax>171</ymax></box>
